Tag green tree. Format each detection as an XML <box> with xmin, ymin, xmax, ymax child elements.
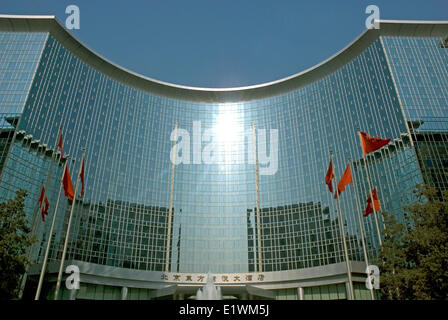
<box><xmin>378</xmin><ymin>184</ymin><xmax>448</xmax><ymax>300</ymax></box>
<box><xmin>0</xmin><ymin>190</ymin><xmax>35</xmax><ymax>300</ymax></box>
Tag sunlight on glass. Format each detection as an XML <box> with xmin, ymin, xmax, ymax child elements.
<box><xmin>214</xmin><ymin>105</ymin><xmax>243</xmax><ymax>165</ymax></box>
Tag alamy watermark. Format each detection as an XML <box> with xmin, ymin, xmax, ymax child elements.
<box><xmin>64</xmin><ymin>5</ymin><xmax>379</xmax><ymax>32</ymax></box>
<box><xmin>365</xmin><ymin>264</ymin><xmax>380</xmax><ymax>290</ymax></box>
<box><xmin>365</xmin><ymin>5</ymin><xmax>380</xmax><ymax>29</ymax></box>
<box><xmin>65</xmin><ymin>5</ymin><xmax>80</xmax><ymax>30</ymax></box>
<box><xmin>65</xmin><ymin>264</ymin><xmax>80</xmax><ymax>290</ymax></box>
<box><xmin>170</xmin><ymin>121</ymin><xmax>278</xmax><ymax>176</ymax></box>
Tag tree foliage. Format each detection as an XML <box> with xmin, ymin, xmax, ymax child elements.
<box><xmin>0</xmin><ymin>190</ymin><xmax>35</xmax><ymax>300</ymax></box>
<box><xmin>378</xmin><ymin>184</ymin><xmax>448</xmax><ymax>300</ymax></box>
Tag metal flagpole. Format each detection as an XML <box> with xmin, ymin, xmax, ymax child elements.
<box><xmin>35</xmin><ymin>160</ymin><xmax>67</xmax><ymax>300</ymax></box>
<box><xmin>54</xmin><ymin>149</ymin><xmax>84</xmax><ymax>300</ymax></box>
<box><xmin>176</xmin><ymin>210</ymin><xmax>182</xmax><ymax>273</ymax></box>
<box><xmin>165</xmin><ymin>121</ymin><xmax>177</xmax><ymax>273</ymax></box>
<box><xmin>35</xmin><ymin>126</ymin><xmax>62</xmax><ymax>235</ymax></box>
<box><xmin>349</xmin><ymin>157</ymin><xmax>375</xmax><ymax>300</ymax></box>
<box><xmin>19</xmin><ymin>126</ymin><xmax>63</xmax><ymax>299</ymax></box>
<box><xmin>332</xmin><ymin>151</ymin><xmax>354</xmax><ymax>300</ymax></box>
<box><xmin>18</xmin><ymin>181</ymin><xmax>44</xmax><ymax>298</ymax></box>
<box><xmin>253</xmin><ymin>123</ymin><xmax>262</xmax><ymax>273</ymax></box>
<box><xmin>28</xmin><ymin>185</ymin><xmax>44</xmax><ymax>253</ymax></box>
<box><xmin>358</xmin><ymin>132</ymin><xmax>382</xmax><ymax>247</ymax></box>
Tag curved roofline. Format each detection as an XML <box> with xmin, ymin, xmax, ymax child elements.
<box><xmin>1</xmin><ymin>14</ymin><xmax>447</xmax><ymax>102</ymax></box>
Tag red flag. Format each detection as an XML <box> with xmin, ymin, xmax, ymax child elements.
<box><xmin>62</xmin><ymin>165</ymin><xmax>74</xmax><ymax>201</ymax></box>
<box><xmin>364</xmin><ymin>188</ymin><xmax>381</xmax><ymax>217</ymax></box>
<box><xmin>38</xmin><ymin>186</ymin><xmax>49</xmax><ymax>222</ymax></box>
<box><xmin>57</xmin><ymin>132</ymin><xmax>63</xmax><ymax>160</ymax></box>
<box><xmin>325</xmin><ymin>157</ymin><xmax>335</xmax><ymax>193</ymax></box>
<box><xmin>359</xmin><ymin>131</ymin><xmax>391</xmax><ymax>155</ymax></box>
<box><xmin>80</xmin><ymin>158</ymin><xmax>85</xmax><ymax>197</ymax></box>
<box><xmin>42</xmin><ymin>197</ymin><xmax>49</xmax><ymax>222</ymax></box>
<box><xmin>334</xmin><ymin>164</ymin><xmax>353</xmax><ymax>199</ymax></box>
<box><xmin>38</xmin><ymin>185</ymin><xmax>45</xmax><ymax>203</ymax></box>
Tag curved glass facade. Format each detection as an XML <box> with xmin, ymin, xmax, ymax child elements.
<box><xmin>0</xmin><ymin>17</ymin><xmax>447</xmax><ymax>299</ymax></box>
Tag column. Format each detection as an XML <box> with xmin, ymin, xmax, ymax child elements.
<box><xmin>121</xmin><ymin>287</ymin><xmax>128</xmax><ymax>300</ymax></box>
<box><xmin>345</xmin><ymin>282</ymin><xmax>354</xmax><ymax>300</ymax></box>
<box><xmin>297</xmin><ymin>287</ymin><xmax>304</xmax><ymax>300</ymax></box>
<box><xmin>69</xmin><ymin>288</ymin><xmax>77</xmax><ymax>300</ymax></box>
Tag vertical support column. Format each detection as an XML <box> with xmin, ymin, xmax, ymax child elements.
<box><xmin>121</xmin><ymin>287</ymin><xmax>128</xmax><ymax>300</ymax></box>
<box><xmin>253</xmin><ymin>123</ymin><xmax>262</xmax><ymax>273</ymax></box>
<box><xmin>297</xmin><ymin>287</ymin><xmax>304</xmax><ymax>300</ymax></box>
<box><xmin>69</xmin><ymin>288</ymin><xmax>77</xmax><ymax>300</ymax></box>
<box><xmin>345</xmin><ymin>282</ymin><xmax>354</xmax><ymax>300</ymax></box>
<box><xmin>165</xmin><ymin>121</ymin><xmax>177</xmax><ymax>273</ymax></box>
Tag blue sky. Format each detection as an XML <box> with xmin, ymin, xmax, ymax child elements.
<box><xmin>1</xmin><ymin>0</ymin><xmax>447</xmax><ymax>88</ymax></box>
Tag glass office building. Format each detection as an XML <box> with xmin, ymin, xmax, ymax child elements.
<box><xmin>0</xmin><ymin>15</ymin><xmax>447</xmax><ymax>300</ymax></box>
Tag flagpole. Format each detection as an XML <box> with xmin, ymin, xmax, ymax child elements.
<box><xmin>54</xmin><ymin>149</ymin><xmax>84</xmax><ymax>300</ymax></box>
<box><xmin>331</xmin><ymin>151</ymin><xmax>354</xmax><ymax>300</ymax></box>
<box><xmin>359</xmin><ymin>132</ymin><xmax>382</xmax><ymax>247</ymax></box>
<box><xmin>165</xmin><ymin>122</ymin><xmax>177</xmax><ymax>273</ymax></box>
<box><xmin>18</xmin><ymin>126</ymin><xmax>63</xmax><ymax>299</ymax></box>
<box><xmin>349</xmin><ymin>157</ymin><xmax>375</xmax><ymax>300</ymax></box>
<box><xmin>31</xmin><ymin>126</ymin><xmax>63</xmax><ymax>253</ymax></box>
<box><xmin>34</xmin><ymin>126</ymin><xmax>62</xmax><ymax>234</ymax></box>
<box><xmin>18</xmin><ymin>180</ymin><xmax>45</xmax><ymax>298</ymax></box>
<box><xmin>253</xmin><ymin>122</ymin><xmax>262</xmax><ymax>273</ymax></box>
<box><xmin>176</xmin><ymin>210</ymin><xmax>182</xmax><ymax>273</ymax></box>
<box><xmin>28</xmin><ymin>183</ymin><xmax>44</xmax><ymax>252</ymax></box>
<box><xmin>35</xmin><ymin>160</ymin><xmax>67</xmax><ymax>300</ymax></box>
